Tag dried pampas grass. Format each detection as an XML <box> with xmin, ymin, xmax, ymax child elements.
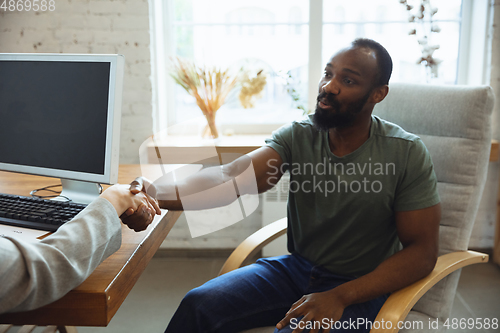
<box><xmin>170</xmin><ymin>57</ymin><xmax>238</xmax><ymax>138</ymax></box>
<box><xmin>239</xmin><ymin>70</ymin><xmax>267</xmax><ymax>109</ymax></box>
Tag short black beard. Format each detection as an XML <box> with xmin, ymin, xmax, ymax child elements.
<box><xmin>312</xmin><ymin>91</ymin><xmax>371</xmax><ymax>131</ymax></box>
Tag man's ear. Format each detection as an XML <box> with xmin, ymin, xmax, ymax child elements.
<box><xmin>370</xmin><ymin>85</ymin><xmax>389</xmax><ymax>104</ymax></box>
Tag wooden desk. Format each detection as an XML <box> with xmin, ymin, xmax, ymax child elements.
<box><xmin>0</xmin><ymin>165</ymin><xmax>182</xmax><ymax>326</ymax></box>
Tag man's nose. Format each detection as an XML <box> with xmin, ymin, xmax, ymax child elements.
<box><xmin>321</xmin><ymin>79</ymin><xmax>340</xmax><ymax>95</ymax></box>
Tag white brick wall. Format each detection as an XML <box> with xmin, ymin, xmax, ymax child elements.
<box><xmin>470</xmin><ymin>0</ymin><xmax>500</xmax><ymax>249</ymax></box>
<box><xmin>0</xmin><ymin>0</ymin><xmax>153</xmax><ymax>164</ymax></box>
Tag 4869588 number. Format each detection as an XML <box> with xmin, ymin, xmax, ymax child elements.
<box><xmin>1</xmin><ymin>0</ymin><xmax>55</xmax><ymax>11</ymax></box>
<box><xmin>444</xmin><ymin>318</ymin><xmax>498</xmax><ymax>330</ymax></box>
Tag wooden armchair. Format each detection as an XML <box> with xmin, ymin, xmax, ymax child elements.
<box><xmin>218</xmin><ymin>83</ymin><xmax>495</xmax><ymax>333</ymax></box>
<box><xmin>218</xmin><ymin>219</ymin><xmax>488</xmax><ymax>333</ymax></box>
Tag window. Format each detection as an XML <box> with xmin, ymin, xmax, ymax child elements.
<box><xmin>225</xmin><ymin>8</ymin><xmax>276</xmax><ymax>36</ymax></box>
<box><xmin>153</xmin><ymin>0</ymin><xmax>308</xmax><ymax>134</ymax></box>
<box><xmin>289</xmin><ymin>7</ymin><xmax>304</xmax><ymax>35</ymax></box>
<box><xmin>333</xmin><ymin>6</ymin><xmax>346</xmax><ymax>35</ymax></box>
<box><xmin>376</xmin><ymin>6</ymin><xmax>387</xmax><ymax>35</ymax></box>
<box><xmin>323</xmin><ymin>0</ymin><xmax>462</xmax><ymax>85</ymax></box>
<box><xmin>150</xmin><ymin>0</ymin><xmax>489</xmax><ymax>134</ymax></box>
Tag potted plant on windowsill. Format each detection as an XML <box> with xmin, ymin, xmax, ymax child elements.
<box><xmin>170</xmin><ymin>58</ymin><xmax>239</xmax><ymax>139</ymax></box>
<box><xmin>170</xmin><ymin>57</ymin><xmax>268</xmax><ymax>139</ymax></box>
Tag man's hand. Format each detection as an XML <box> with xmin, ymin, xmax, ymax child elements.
<box><xmin>276</xmin><ymin>289</ymin><xmax>347</xmax><ymax>333</ymax></box>
<box><xmin>119</xmin><ymin>204</ymin><xmax>154</xmax><ymax>232</ymax></box>
<box><xmin>120</xmin><ymin>177</ymin><xmax>161</xmax><ymax>232</ymax></box>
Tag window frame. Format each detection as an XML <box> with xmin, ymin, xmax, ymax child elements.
<box><xmin>149</xmin><ymin>0</ymin><xmax>493</xmax><ymax>135</ymax></box>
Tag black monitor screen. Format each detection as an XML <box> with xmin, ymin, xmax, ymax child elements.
<box><xmin>0</xmin><ymin>61</ymin><xmax>110</xmax><ymax>175</ymax></box>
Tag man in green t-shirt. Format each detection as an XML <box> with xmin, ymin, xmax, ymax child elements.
<box><xmin>126</xmin><ymin>38</ymin><xmax>441</xmax><ymax>333</ymax></box>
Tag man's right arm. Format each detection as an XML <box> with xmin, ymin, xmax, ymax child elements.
<box><xmin>130</xmin><ymin>146</ymin><xmax>284</xmax><ymax>211</ymax></box>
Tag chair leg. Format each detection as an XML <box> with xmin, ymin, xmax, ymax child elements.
<box><xmin>18</xmin><ymin>326</ymin><xmax>36</xmax><ymax>333</ymax></box>
<box><xmin>57</xmin><ymin>326</ymin><xmax>78</xmax><ymax>333</ymax></box>
<box><xmin>0</xmin><ymin>325</ymin><xmax>13</xmax><ymax>333</ymax></box>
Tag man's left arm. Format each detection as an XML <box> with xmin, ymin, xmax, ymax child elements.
<box><xmin>276</xmin><ymin>203</ymin><xmax>441</xmax><ymax>333</ymax></box>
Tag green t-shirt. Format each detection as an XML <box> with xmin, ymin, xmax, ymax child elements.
<box><xmin>265</xmin><ymin>115</ymin><xmax>440</xmax><ymax>277</ymax></box>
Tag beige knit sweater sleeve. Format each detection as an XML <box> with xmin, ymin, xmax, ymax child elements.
<box><xmin>0</xmin><ymin>197</ymin><xmax>122</xmax><ymax>313</ymax></box>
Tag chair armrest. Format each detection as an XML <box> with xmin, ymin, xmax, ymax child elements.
<box><xmin>370</xmin><ymin>250</ymin><xmax>489</xmax><ymax>333</ymax></box>
<box><xmin>218</xmin><ymin>218</ymin><xmax>287</xmax><ymax>276</ymax></box>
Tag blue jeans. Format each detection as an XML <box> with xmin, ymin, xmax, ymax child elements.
<box><xmin>165</xmin><ymin>254</ymin><xmax>387</xmax><ymax>333</ymax></box>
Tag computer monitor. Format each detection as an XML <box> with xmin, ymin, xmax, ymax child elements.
<box><xmin>0</xmin><ymin>53</ymin><xmax>124</xmax><ymax>204</ymax></box>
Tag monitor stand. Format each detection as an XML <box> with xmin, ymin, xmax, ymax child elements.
<box><xmin>57</xmin><ymin>179</ymin><xmax>102</xmax><ymax>204</ymax></box>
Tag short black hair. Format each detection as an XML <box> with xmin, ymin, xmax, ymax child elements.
<box><xmin>351</xmin><ymin>38</ymin><xmax>393</xmax><ymax>87</ymax></box>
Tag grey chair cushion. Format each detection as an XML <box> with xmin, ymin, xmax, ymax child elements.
<box><xmin>373</xmin><ymin>83</ymin><xmax>494</xmax><ymax>326</ymax></box>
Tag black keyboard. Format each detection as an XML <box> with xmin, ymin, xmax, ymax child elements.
<box><xmin>0</xmin><ymin>193</ymin><xmax>87</xmax><ymax>232</ymax></box>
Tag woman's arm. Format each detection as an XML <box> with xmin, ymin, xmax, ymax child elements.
<box><xmin>0</xmin><ymin>185</ymin><xmax>158</xmax><ymax>314</ymax></box>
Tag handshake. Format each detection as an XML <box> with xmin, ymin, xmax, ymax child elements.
<box><xmin>100</xmin><ymin>154</ymin><xmax>260</xmax><ymax>236</ymax></box>
<box><xmin>101</xmin><ymin>177</ymin><xmax>160</xmax><ymax>232</ymax></box>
